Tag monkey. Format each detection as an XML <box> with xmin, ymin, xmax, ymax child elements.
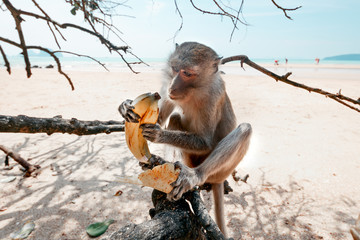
<box><xmin>119</xmin><ymin>42</ymin><xmax>252</xmax><ymax>236</ymax></box>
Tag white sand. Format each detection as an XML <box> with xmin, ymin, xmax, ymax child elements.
<box><xmin>0</xmin><ymin>62</ymin><xmax>359</xmax><ymax>239</ymax></box>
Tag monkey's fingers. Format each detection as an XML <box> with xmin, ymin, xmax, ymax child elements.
<box><xmin>140</xmin><ymin>123</ymin><xmax>158</xmax><ymax>129</ymax></box>
<box><xmin>126</xmin><ymin>111</ymin><xmax>140</xmax><ymax>123</ymax></box>
<box><xmin>173</xmin><ymin>161</ymin><xmax>183</xmax><ymax>171</ymax></box>
<box><xmin>118</xmin><ymin>99</ymin><xmax>140</xmax><ymax>123</ymax></box>
<box><xmin>139</xmin><ymin>162</ymin><xmax>152</xmax><ymax>171</ymax></box>
<box><xmin>149</xmin><ymin>154</ymin><xmax>166</xmax><ymax>166</ymax></box>
<box><xmin>171</xmin><ymin>179</ymin><xmax>192</xmax><ymax>201</ymax></box>
<box><xmin>140</xmin><ymin>124</ymin><xmax>160</xmax><ymax>141</ymax></box>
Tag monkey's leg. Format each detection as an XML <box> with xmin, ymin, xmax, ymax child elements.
<box><xmin>170</xmin><ymin>123</ymin><xmax>252</xmax><ymax>199</ymax></box>
<box><xmin>202</xmin><ymin>122</ymin><xmax>252</xmax><ymax>184</ymax></box>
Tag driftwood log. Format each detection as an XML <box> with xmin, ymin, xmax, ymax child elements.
<box><xmin>0</xmin><ymin>114</ymin><xmax>124</xmax><ymax>175</ymax></box>
<box><xmin>102</xmin><ymin>189</ymin><xmax>228</xmax><ymax>240</ymax></box>
<box><xmin>0</xmin><ymin>115</ymin><xmax>124</xmax><ymax>135</ymax></box>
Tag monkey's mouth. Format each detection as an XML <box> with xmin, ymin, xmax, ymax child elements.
<box><xmin>169</xmin><ymin>94</ymin><xmax>181</xmax><ymax>100</ymax></box>
<box><xmin>168</xmin><ymin>90</ymin><xmax>183</xmax><ymax>100</ymax></box>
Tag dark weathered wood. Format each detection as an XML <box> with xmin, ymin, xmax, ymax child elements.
<box><xmin>0</xmin><ymin>115</ymin><xmax>124</xmax><ymax>135</ymax></box>
<box><xmin>103</xmin><ymin>190</ymin><xmax>205</xmax><ymax>240</ymax></box>
<box><xmin>187</xmin><ymin>190</ymin><xmax>226</xmax><ymax>240</ymax></box>
<box><xmin>102</xmin><ymin>189</ymin><xmax>229</xmax><ymax>240</ymax></box>
<box><xmin>0</xmin><ymin>144</ymin><xmax>40</xmax><ymax>176</ymax></box>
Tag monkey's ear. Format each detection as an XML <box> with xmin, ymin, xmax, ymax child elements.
<box><xmin>175</xmin><ymin>43</ymin><xmax>179</xmax><ymax>49</ymax></box>
<box><xmin>213</xmin><ymin>57</ymin><xmax>222</xmax><ymax>73</ymax></box>
<box><xmin>216</xmin><ymin>56</ymin><xmax>223</xmax><ymax>63</ymax></box>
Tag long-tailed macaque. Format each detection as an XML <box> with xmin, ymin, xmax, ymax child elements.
<box><xmin>119</xmin><ymin>42</ymin><xmax>252</xmax><ymax>236</ymax></box>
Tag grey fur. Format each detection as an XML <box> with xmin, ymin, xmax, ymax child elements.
<box><xmin>120</xmin><ymin>42</ymin><xmax>252</xmax><ymax>237</ymax></box>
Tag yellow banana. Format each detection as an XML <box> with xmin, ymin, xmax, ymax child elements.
<box><xmin>125</xmin><ymin>92</ymin><xmax>161</xmax><ymax>163</ymax></box>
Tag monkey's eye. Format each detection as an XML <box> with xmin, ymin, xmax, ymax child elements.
<box><xmin>183</xmin><ymin>71</ymin><xmax>192</xmax><ymax>77</ymax></box>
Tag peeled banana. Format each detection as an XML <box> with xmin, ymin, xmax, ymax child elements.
<box><xmin>125</xmin><ymin>92</ymin><xmax>161</xmax><ymax>163</ymax></box>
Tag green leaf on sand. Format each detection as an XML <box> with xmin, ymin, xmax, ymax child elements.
<box><xmin>10</xmin><ymin>221</ymin><xmax>35</xmax><ymax>239</ymax></box>
<box><xmin>86</xmin><ymin>219</ymin><xmax>115</xmax><ymax>237</ymax></box>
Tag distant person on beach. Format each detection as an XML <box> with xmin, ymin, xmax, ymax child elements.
<box><xmin>285</xmin><ymin>58</ymin><xmax>288</xmax><ymax>64</ymax></box>
<box><xmin>274</xmin><ymin>60</ymin><xmax>279</xmax><ymax>65</ymax></box>
<box><xmin>315</xmin><ymin>58</ymin><xmax>320</xmax><ymax>64</ymax></box>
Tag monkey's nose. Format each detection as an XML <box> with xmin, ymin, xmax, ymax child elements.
<box><xmin>168</xmin><ymin>89</ymin><xmax>177</xmax><ymax>100</ymax></box>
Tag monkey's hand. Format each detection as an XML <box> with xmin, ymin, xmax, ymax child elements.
<box><xmin>118</xmin><ymin>99</ymin><xmax>140</xmax><ymax>123</ymax></box>
<box><xmin>140</xmin><ymin>123</ymin><xmax>163</xmax><ymax>143</ymax></box>
<box><xmin>168</xmin><ymin>161</ymin><xmax>204</xmax><ymax>201</ymax></box>
<box><xmin>139</xmin><ymin>154</ymin><xmax>167</xmax><ymax>171</ymax></box>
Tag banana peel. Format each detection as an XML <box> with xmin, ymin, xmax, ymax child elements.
<box><xmin>125</xmin><ymin>92</ymin><xmax>160</xmax><ymax>163</ymax></box>
<box><xmin>116</xmin><ymin>163</ymin><xmax>180</xmax><ymax>194</ymax></box>
<box><xmin>122</xmin><ymin>93</ymin><xmax>180</xmax><ymax>193</ymax></box>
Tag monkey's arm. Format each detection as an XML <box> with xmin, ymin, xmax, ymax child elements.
<box><xmin>168</xmin><ymin>123</ymin><xmax>252</xmax><ymax>201</ymax></box>
<box><xmin>140</xmin><ymin>124</ymin><xmax>212</xmax><ymax>153</ymax></box>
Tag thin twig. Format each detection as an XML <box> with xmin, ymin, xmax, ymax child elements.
<box><xmin>53</xmin><ymin>50</ymin><xmax>109</xmax><ymax>71</ymax></box>
<box><xmin>31</xmin><ymin>0</ymin><xmax>63</xmax><ymax>48</ymax></box>
<box><xmin>0</xmin><ymin>144</ymin><xmax>40</xmax><ymax>176</ymax></box>
<box><xmin>212</xmin><ymin>0</ymin><xmax>247</xmax><ymax>25</ymax></box>
<box><xmin>229</xmin><ymin>0</ymin><xmax>245</xmax><ymax>41</ymax></box>
<box><xmin>190</xmin><ymin>0</ymin><xmax>247</xmax><ymax>25</ymax></box>
<box><xmin>0</xmin><ymin>45</ymin><xmax>11</xmax><ymax>74</ymax></box>
<box><xmin>170</xmin><ymin>0</ymin><xmax>183</xmax><ymax>41</ymax></box>
<box><xmin>3</xmin><ymin>0</ymin><xmax>31</xmax><ymax>78</ymax></box>
<box><xmin>270</xmin><ymin>0</ymin><xmax>302</xmax><ymax>20</ymax></box>
<box><xmin>28</xmin><ymin>45</ymin><xmax>75</xmax><ymax>90</ymax></box>
<box><xmin>3</xmin><ymin>2</ymin><xmax>142</xmax><ymax>74</ymax></box>
<box><xmin>0</xmin><ymin>35</ymin><xmax>75</xmax><ymax>90</ymax></box>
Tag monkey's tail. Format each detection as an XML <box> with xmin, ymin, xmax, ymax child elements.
<box><xmin>212</xmin><ymin>182</ymin><xmax>227</xmax><ymax>237</ymax></box>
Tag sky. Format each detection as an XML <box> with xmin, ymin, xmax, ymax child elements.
<box><xmin>0</xmin><ymin>0</ymin><xmax>360</xmax><ymax>61</ymax></box>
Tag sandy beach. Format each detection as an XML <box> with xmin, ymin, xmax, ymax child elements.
<box><xmin>0</xmin><ymin>62</ymin><xmax>359</xmax><ymax>239</ymax></box>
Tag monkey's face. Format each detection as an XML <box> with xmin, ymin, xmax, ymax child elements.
<box><xmin>166</xmin><ymin>42</ymin><xmax>221</xmax><ymax>102</ymax></box>
<box><xmin>168</xmin><ymin>65</ymin><xmax>199</xmax><ymax>102</ymax></box>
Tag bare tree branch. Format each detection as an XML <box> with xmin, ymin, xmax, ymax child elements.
<box><xmin>3</xmin><ymin>0</ymin><xmax>32</xmax><ymax>78</ymax></box>
<box><xmin>0</xmin><ymin>0</ymin><xmax>147</xmax><ymax>84</ymax></box>
<box><xmin>170</xmin><ymin>0</ymin><xmax>184</xmax><ymax>41</ymax></box>
<box><xmin>0</xmin><ymin>115</ymin><xmax>124</xmax><ymax>135</ymax></box>
<box><xmin>53</xmin><ymin>50</ymin><xmax>109</xmax><ymax>71</ymax></box>
<box><xmin>31</xmin><ymin>0</ymin><xmax>64</xmax><ymax>48</ymax></box>
<box><xmin>229</xmin><ymin>0</ymin><xmax>245</xmax><ymax>41</ymax></box>
<box><xmin>0</xmin><ymin>45</ymin><xmax>10</xmax><ymax>74</ymax></box>
<box><xmin>221</xmin><ymin>55</ymin><xmax>360</xmax><ymax>113</ymax></box>
<box><xmin>27</xmin><ymin>45</ymin><xmax>75</xmax><ymax>90</ymax></box>
<box><xmin>0</xmin><ymin>144</ymin><xmax>40</xmax><ymax>176</ymax></box>
<box><xmin>0</xmin><ymin>36</ymin><xmax>75</xmax><ymax>90</ymax></box>
<box><xmin>270</xmin><ymin>0</ymin><xmax>302</xmax><ymax>20</ymax></box>
<box><xmin>190</xmin><ymin>0</ymin><xmax>247</xmax><ymax>26</ymax></box>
